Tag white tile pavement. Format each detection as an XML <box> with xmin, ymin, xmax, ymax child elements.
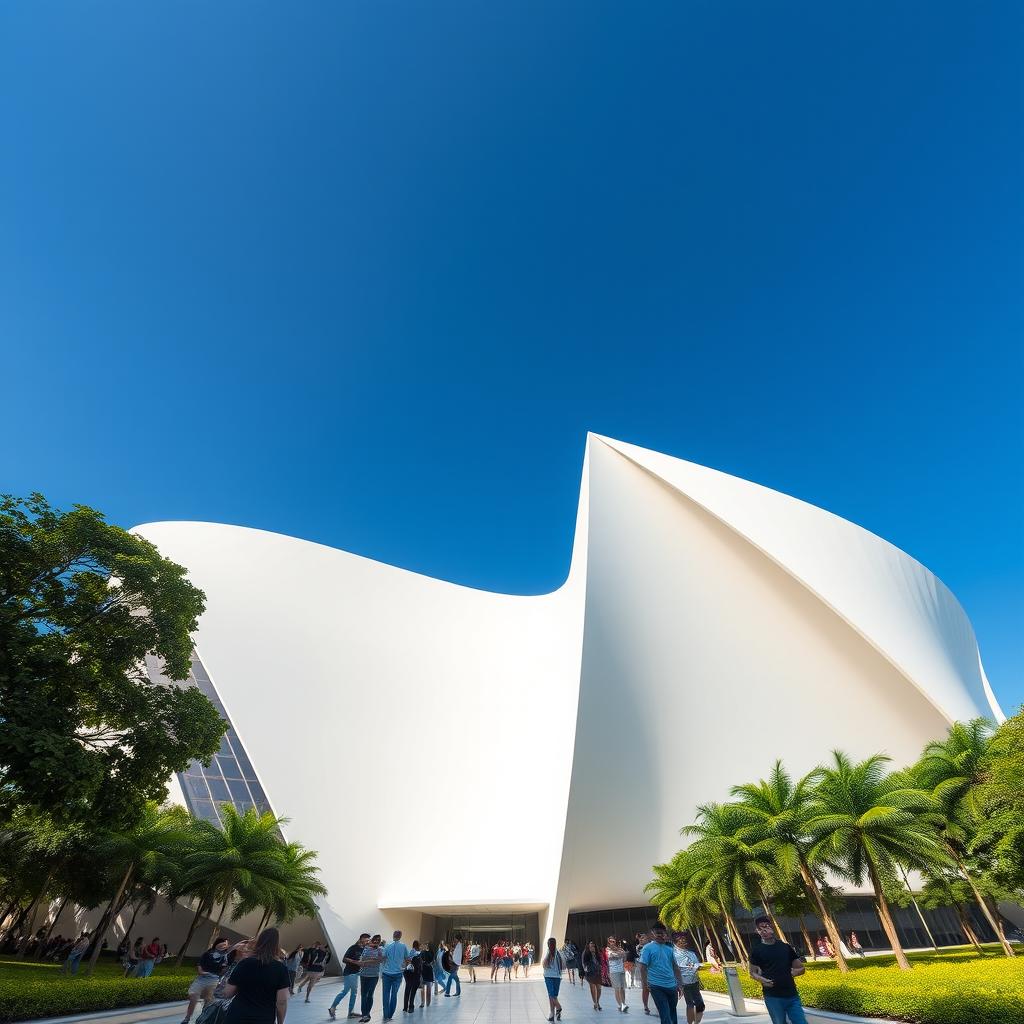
<box><xmin>35</xmin><ymin>973</ymin><xmax>773</xmax><ymax>1024</ymax></box>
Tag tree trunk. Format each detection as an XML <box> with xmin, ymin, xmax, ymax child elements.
<box><xmin>17</xmin><ymin>867</ymin><xmax>56</xmax><ymax>958</ymax></box>
<box><xmin>721</xmin><ymin>907</ymin><xmax>749</xmax><ymax>968</ymax></box>
<box><xmin>798</xmin><ymin>861</ymin><xmax>849</xmax><ymax>973</ymax></box>
<box><xmin>797</xmin><ymin>916</ymin><xmax>814</xmax><ymax>961</ymax></box>
<box><xmin>86</xmin><ymin>863</ymin><xmax>134</xmax><ymax>976</ymax></box>
<box><xmin>209</xmin><ymin>897</ymin><xmax>229</xmax><ymax>945</ymax></box>
<box><xmin>982</xmin><ymin>896</ymin><xmax>1014</xmax><ymax>956</ymax></box>
<box><xmin>867</xmin><ymin>860</ymin><xmax>911</xmax><ymax>970</ymax></box>
<box><xmin>176</xmin><ymin>899</ymin><xmax>211</xmax><ymax>965</ymax></box>
<box><xmin>705</xmin><ymin>916</ymin><xmax>726</xmax><ymax>962</ymax></box>
<box><xmin>756</xmin><ymin>884</ymin><xmax>786</xmax><ymax>941</ymax></box>
<box><xmin>1</xmin><ymin>903</ymin><xmax>30</xmax><ymax>946</ymax></box>
<box><xmin>126</xmin><ymin>898</ymin><xmax>143</xmax><ymax>937</ymax></box>
<box><xmin>952</xmin><ymin>904</ymin><xmax>984</xmax><ymax>955</ymax></box>
<box><xmin>39</xmin><ymin>895</ymin><xmax>70</xmax><ymax>955</ymax></box>
<box><xmin>897</xmin><ymin>865</ymin><xmax>938</xmax><ymax>952</ymax></box>
<box><xmin>952</xmin><ymin>849</ymin><xmax>1015</xmax><ymax>957</ymax></box>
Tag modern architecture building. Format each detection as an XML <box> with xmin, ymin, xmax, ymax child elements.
<box><xmin>134</xmin><ymin>434</ymin><xmax>1005</xmax><ymax>956</ymax></box>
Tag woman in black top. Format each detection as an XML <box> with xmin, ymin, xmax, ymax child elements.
<box><xmin>402</xmin><ymin>940</ymin><xmax>423</xmax><ymax>1013</ymax></box>
<box><xmin>581</xmin><ymin>940</ymin><xmax>603</xmax><ymax>1011</ymax></box>
<box><xmin>223</xmin><ymin>927</ymin><xmax>290</xmax><ymax>1024</ymax></box>
<box><xmin>419</xmin><ymin>943</ymin><xmax>435</xmax><ymax>1008</ymax></box>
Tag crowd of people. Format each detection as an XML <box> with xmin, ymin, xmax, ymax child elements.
<box><xmin>176</xmin><ymin>918</ymin><xmax>816</xmax><ymax>1024</ymax></box>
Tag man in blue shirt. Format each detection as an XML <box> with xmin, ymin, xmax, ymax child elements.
<box><xmin>381</xmin><ymin>930</ymin><xmax>411</xmax><ymax>1022</ymax></box>
<box><xmin>639</xmin><ymin>923</ymin><xmax>684</xmax><ymax>1024</ymax></box>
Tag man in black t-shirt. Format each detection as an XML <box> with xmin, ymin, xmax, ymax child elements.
<box><xmin>329</xmin><ymin>933</ymin><xmax>370</xmax><ymax>1020</ymax></box>
<box><xmin>181</xmin><ymin>937</ymin><xmax>230</xmax><ymax>1024</ymax></box>
<box><xmin>748</xmin><ymin>916</ymin><xmax>807</xmax><ymax>1024</ymax></box>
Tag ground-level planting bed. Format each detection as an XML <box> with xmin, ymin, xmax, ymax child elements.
<box><xmin>0</xmin><ymin>955</ymin><xmax>195</xmax><ymax>1021</ymax></box>
<box><xmin>700</xmin><ymin>945</ymin><xmax>1024</xmax><ymax>1024</ymax></box>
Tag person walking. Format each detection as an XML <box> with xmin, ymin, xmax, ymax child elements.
<box><xmin>444</xmin><ymin>935</ymin><xmax>462</xmax><ymax>996</ymax></box>
<box><xmin>561</xmin><ymin>941</ymin><xmax>578</xmax><ymax>987</ymax></box>
<box><xmin>136</xmin><ymin>937</ymin><xmax>162</xmax><ymax>978</ymax></box>
<box><xmin>623</xmin><ymin>938</ymin><xmax>637</xmax><ymax>990</ymax></box>
<box><xmin>181</xmin><ymin>937</ymin><xmax>230</xmax><ymax>1024</ymax></box>
<box><xmin>434</xmin><ymin>941</ymin><xmax>449</xmax><ymax>994</ymax></box>
<box><xmin>329</xmin><ymin>934</ymin><xmax>368</xmax><ymax>1020</ymax></box>
<box><xmin>638</xmin><ymin>924</ymin><xmax>684</xmax><ymax>1024</ymax></box>
<box><xmin>381</xmin><ymin>930</ymin><xmax>411</xmax><ymax>1022</ymax></box>
<box><xmin>284</xmin><ymin>945</ymin><xmax>304</xmax><ymax>994</ymax></box>
<box><xmin>419</xmin><ymin>943</ymin><xmax>435</xmax><ymax>1007</ymax></box>
<box><xmin>581</xmin><ymin>941</ymin><xmax>603</xmax><ymax>1010</ymax></box>
<box><xmin>402</xmin><ymin>940</ymin><xmax>423</xmax><ymax>1013</ymax></box>
<box><xmin>61</xmin><ymin>933</ymin><xmax>90</xmax><ymax>976</ymax></box>
<box><xmin>358</xmin><ymin>935</ymin><xmax>384</xmax><ymax>1023</ymax></box>
<box><xmin>635</xmin><ymin>934</ymin><xmax>651</xmax><ymax>1014</ymax></box>
<box><xmin>542</xmin><ymin>937</ymin><xmax>564</xmax><ymax>1022</ymax></box>
<box><xmin>749</xmin><ymin>916</ymin><xmax>807</xmax><ymax>1024</ymax></box>
<box><xmin>671</xmin><ymin>933</ymin><xmax>703</xmax><ymax>1024</ymax></box>
<box><xmin>298</xmin><ymin>941</ymin><xmax>329</xmax><ymax>1002</ymax></box>
<box><xmin>221</xmin><ymin>927</ymin><xmax>290</xmax><ymax>1024</ymax></box>
<box><xmin>467</xmin><ymin>940</ymin><xmax>480</xmax><ymax>982</ymax></box>
<box><xmin>606</xmin><ymin>936</ymin><xmax>629</xmax><ymax>1012</ymax></box>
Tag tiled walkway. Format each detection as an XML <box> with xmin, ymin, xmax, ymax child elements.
<box><xmin>41</xmin><ymin>973</ymin><xmax>772</xmax><ymax>1024</ymax></box>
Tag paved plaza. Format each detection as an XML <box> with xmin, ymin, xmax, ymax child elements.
<box><xmin>40</xmin><ymin>974</ymin><xmax>774</xmax><ymax>1024</ymax></box>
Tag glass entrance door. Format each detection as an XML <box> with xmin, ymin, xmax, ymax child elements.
<box><xmin>431</xmin><ymin>913</ymin><xmax>540</xmax><ymax>963</ymax></box>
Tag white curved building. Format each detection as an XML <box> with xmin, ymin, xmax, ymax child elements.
<box><xmin>134</xmin><ymin>434</ymin><xmax>1003</xmax><ymax>953</ymax></box>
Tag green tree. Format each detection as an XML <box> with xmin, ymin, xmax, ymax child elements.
<box><xmin>973</xmin><ymin>708</ymin><xmax>1024</xmax><ymax>896</ymax></box>
<box><xmin>174</xmin><ymin>806</ymin><xmax>290</xmax><ymax>961</ymax></box>
<box><xmin>0</xmin><ymin>494</ymin><xmax>227</xmax><ymax>825</ymax></box>
<box><xmin>645</xmin><ymin>850</ymin><xmax>729</xmax><ymax>964</ymax></box>
<box><xmin>910</xmin><ymin>719</ymin><xmax>1015</xmax><ymax>957</ymax></box>
<box><xmin>83</xmin><ymin>801</ymin><xmax>195</xmax><ymax>975</ymax></box>
<box><xmin>806</xmin><ymin>751</ymin><xmax>949</xmax><ymax>970</ymax></box>
<box><xmin>730</xmin><ymin>761</ymin><xmax>850</xmax><ymax>973</ymax></box>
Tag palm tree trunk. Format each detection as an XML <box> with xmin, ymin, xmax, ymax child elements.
<box><xmin>756</xmin><ymin>884</ymin><xmax>786</xmax><ymax>940</ymax></box>
<box><xmin>797</xmin><ymin>915</ymin><xmax>814</xmax><ymax>960</ymax></box>
<box><xmin>866</xmin><ymin>859</ymin><xmax>911</xmax><ymax>970</ymax></box>
<box><xmin>721</xmin><ymin>907</ymin><xmax>749</xmax><ymax>968</ymax></box>
<box><xmin>951</xmin><ymin>849</ymin><xmax>1015</xmax><ymax>957</ymax></box>
<box><xmin>952</xmin><ymin>904</ymin><xmax>984</xmax><ymax>954</ymax></box>
<box><xmin>17</xmin><ymin>866</ymin><xmax>56</xmax><ymax>958</ymax></box>
<box><xmin>705</xmin><ymin>916</ymin><xmax>725</xmax><ymax>961</ymax></box>
<box><xmin>897</xmin><ymin>865</ymin><xmax>937</xmax><ymax>951</ymax></box>
<box><xmin>1</xmin><ymin>904</ymin><xmax>30</xmax><ymax>946</ymax></box>
<box><xmin>39</xmin><ymin>895</ymin><xmax>70</xmax><ymax>955</ymax></box>
<box><xmin>255</xmin><ymin>909</ymin><xmax>270</xmax><ymax>935</ymax></box>
<box><xmin>209</xmin><ymin>897</ymin><xmax>229</xmax><ymax>945</ymax></box>
<box><xmin>176</xmin><ymin>899</ymin><xmax>211</xmax><ymax>965</ymax></box>
<box><xmin>86</xmin><ymin>864</ymin><xmax>134</xmax><ymax>976</ymax></box>
<box><xmin>798</xmin><ymin>861</ymin><xmax>850</xmax><ymax>973</ymax></box>
<box><xmin>982</xmin><ymin>896</ymin><xmax>1014</xmax><ymax>956</ymax></box>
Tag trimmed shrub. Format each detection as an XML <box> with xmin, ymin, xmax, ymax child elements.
<box><xmin>698</xmin><ymin>949</ymin><xmax>1024</xmax><ymax>1024</ymax></box>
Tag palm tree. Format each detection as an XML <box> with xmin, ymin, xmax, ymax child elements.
<box><xmin>918</xmin><ymin>873</ymin><xmax>985</xmax><ymax>954</ymax></box>
<box><xmin>645</xmin><ymin>851</ymin><xmax>729</xmax><ymax>964</ymax></box>
<box><xmin>247</xmin><ymin>841</ymin><xmax>326</xmax><ymax>933</ymax></box>
<box><xmin>806</xmin><ymin>751</ymin><xmax>949</xmax><ymax>970</ymax></box>
<box><xmin>175</xmin><ymin>806</ymin><xmax>288</xmax><ymax>957</ymax></box>
<box><xmin>83</xmin><ymin>801</ymin><xmax>194</xmax><ymax>974</ymax></box>
<box><xmin>730</xmin><ymin>760</ymin><xmax>850</xmax><ymax>973</ymax></box>
<box><xmin>912</xmin><ymin>719</ymin><xmax>1015</xmax><ymax>957</ymax></box>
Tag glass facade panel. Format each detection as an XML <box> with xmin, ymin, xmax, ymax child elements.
<box><xmin>144</xmin><ymin>653</ymin><xmax>277</xmax><ymax>828</ymax></box>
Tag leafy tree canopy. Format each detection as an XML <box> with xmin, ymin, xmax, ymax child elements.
<box><xmin>0</xmin><ymin>494</ymin><xmax>226</xmax><ymax>826</ymax></box>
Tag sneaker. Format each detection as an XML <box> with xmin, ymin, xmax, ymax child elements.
<box><xmin>329</xmin><ymin>1011</ymin><xmax>337</xmax><ymax>1021</ymax></box>
<box><xmin>349</xmin><ymin>1014</ymin><xmax>361</xmax><ymax>1019</ymax></box>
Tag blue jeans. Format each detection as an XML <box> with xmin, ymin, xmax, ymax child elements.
<box><xmin>135</xmin><ymin>959</ymin><xmax>155</xmax><ymax>978</ymax></box>
<box><xmin>764</xmin><ymin>995</ymin><xmax>808</xmax><ymax>1024</ymax></box>
<box><xmin>63</xmin><ymin>952</ymin><xmax>85</xmax><ymax>976</ymax></box>
<box><xmin>361</xmin><ymin>975</ymin><xmax>379</xmax><ymax>1017</ymax></box>
<box><xmin>382</xmin><ymin>972</ymin><xmax>403</xmax><ymax>1018</ymax></box>
<box><xmin>649</xmin><ymin>984</ymin><xmax>678</xmax><ymax>1024</ymax></box>
<box><xmin>332</xmin><ymin>973</ymin><xmax>359</xmax><ymax>1013</ymax></box>
<box><xmin>444</xmin><ymin>967</ymin><xmax>461</xmax><ymax>995</ymax></box>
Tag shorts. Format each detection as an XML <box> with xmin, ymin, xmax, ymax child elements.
<box><xmin>681</xmin><ymin>983</ymin><xmax>705</xmax><ymax>1011</ymax></box>
<box><xmin>609</xmin><ymin>970</ymin><xmax>626</xmax><ymax>987</ymax></box>
<box><xmin>188</xmin><ymin>973</ymin><xmax>220</xmax><ymax>998</ymax></box>
<box><xmin>544</xmin><ymin>977</ymin><xmax>562</xmax><ymax>998</ymax></box>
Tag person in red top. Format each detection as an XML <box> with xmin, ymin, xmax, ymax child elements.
<box><xmin>135</xmin><ymin>937</ymin><xmax>162</xmax><ymax>978</ymax></box>
<box><xmin>491</xmin><ymin>944</ymin><xmax>505</xmax><ymax>983</ymax></box>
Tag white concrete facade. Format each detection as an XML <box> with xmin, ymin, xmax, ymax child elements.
<box><xmin>133</xmin><ymin>435</ymin><xmax>1003</xmax><ymax>952</ymax></box>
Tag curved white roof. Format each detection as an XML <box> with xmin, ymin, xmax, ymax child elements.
<box><xmin>134</xmin><ymin>434</ymin><xmax>1001</xmax><ymax>947</ymax></box>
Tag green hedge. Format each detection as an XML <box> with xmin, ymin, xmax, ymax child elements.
<box><xmin>700</xmin><ymin>949</ymin><xmax>1024</xmax><ymax>1024</ymax></box>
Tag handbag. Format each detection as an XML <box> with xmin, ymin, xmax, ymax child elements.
<box><xmin>195</xmin><ymin>999</ymin><xmax>231</xmax><ymax>1024</ymax></box>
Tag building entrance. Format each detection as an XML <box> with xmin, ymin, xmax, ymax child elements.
<box><xmin>429</xmin><ymin>913</ymin><xmax>540</xmax><ymax>963</ymax></box>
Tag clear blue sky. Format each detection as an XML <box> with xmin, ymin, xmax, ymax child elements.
<box><xmin>2</xmin><ymin>3</ymin><xmax>1021</xmax><ymax>711</ymax></box>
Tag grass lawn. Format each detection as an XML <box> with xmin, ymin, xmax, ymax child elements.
<box><xmin>0</xmin><ymin>954</ymin><xmax>196</xmax><ymax>1021</ymax></box>
<box><xmin>701</xmin><ymin>944</ymin><xmax>1024</xmax><ymax>1024</ymax></box>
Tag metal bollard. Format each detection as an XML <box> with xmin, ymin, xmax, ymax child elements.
<box><xmin>724</xmin><ymin>966</ymin><xmax>750</xmax><ymax>1016</ymax></box>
